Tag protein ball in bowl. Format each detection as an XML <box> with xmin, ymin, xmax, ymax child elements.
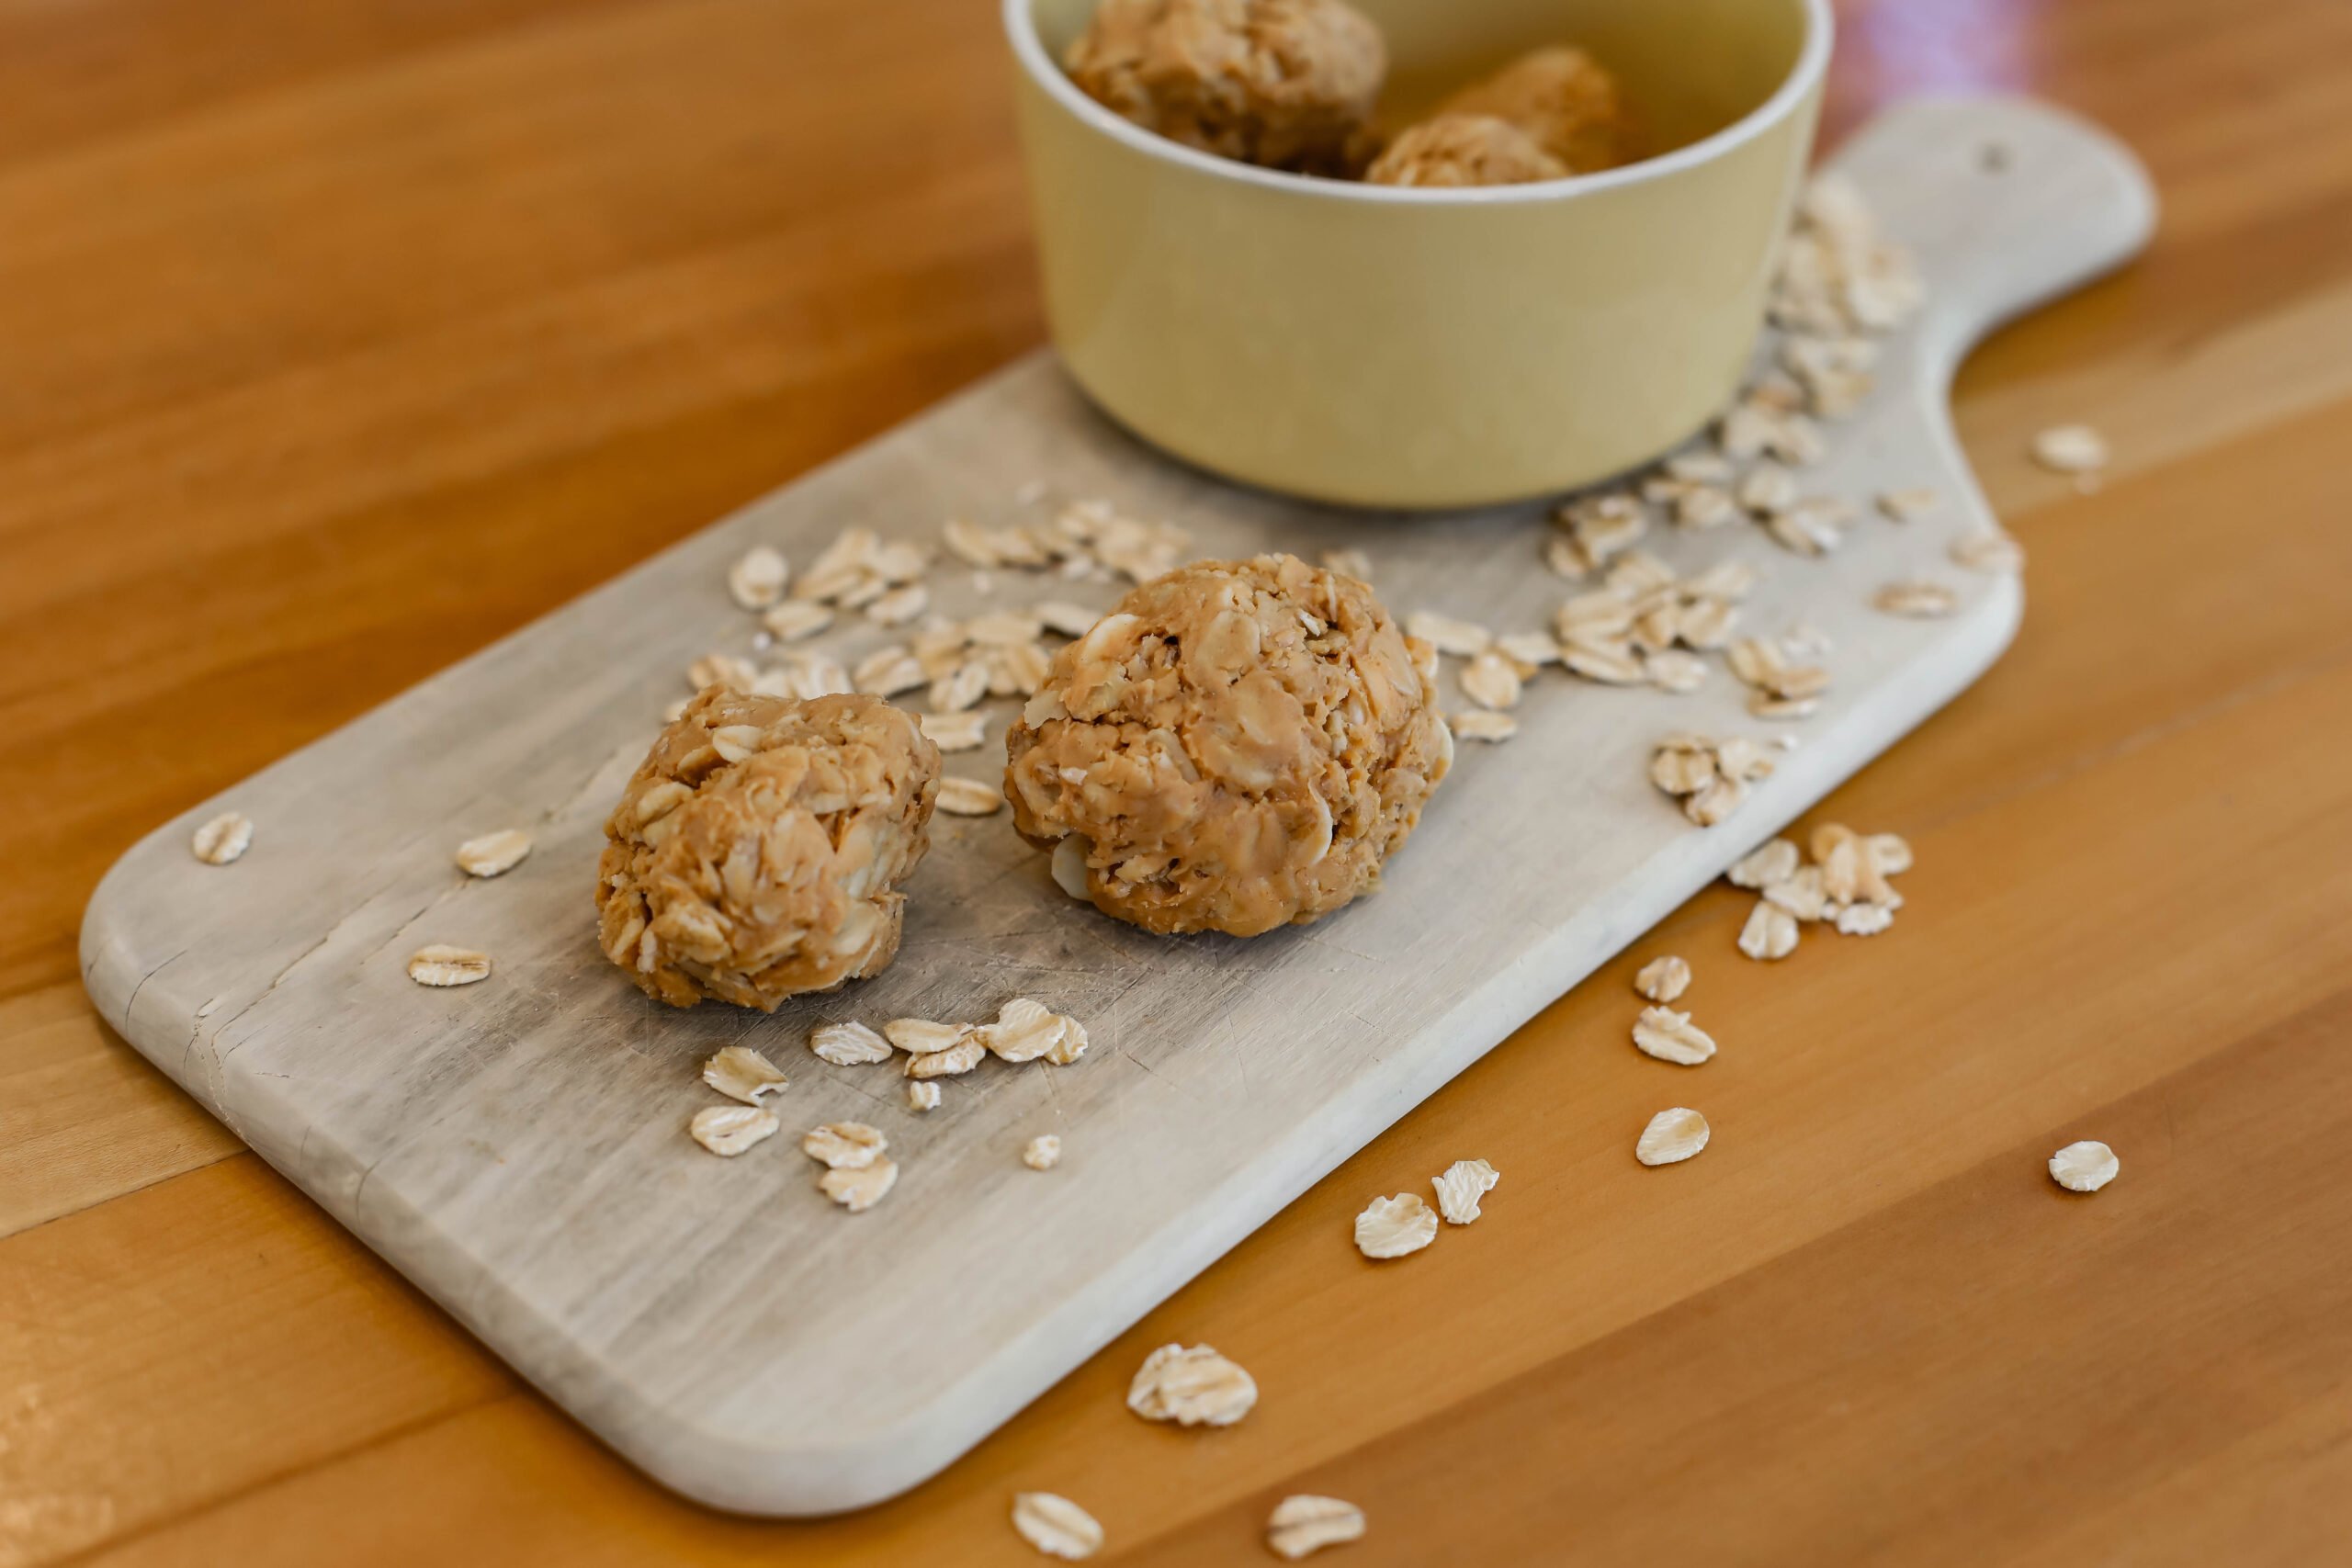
<box><xmin>1064</xmin><ymin>0</ymin><xmax>1386</xmax><ymax>175</ymax></box>
<box><xmin>596</xmin><ymin>689</ymin><xmax>940</xmax><ymax>1009</ymax></box>
<box><xmin>1430</xmin><ymin>44</ymin><xmax>1637</xmax><ymax>175</ymax></box>
<box><xmin>1366</xmin><ymin>113</ymin><xmax>1568</xmax><ymax>188</ymax></box>
<box><xmin>1006</xmin><ymin>554</ymin><xmax>1451</xmax><ymax>937</ymax></box>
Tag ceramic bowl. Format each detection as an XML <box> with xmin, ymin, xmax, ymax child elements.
<box><xmin>1006</xmin><ymin>0</ymin><xmax>1831</xmax><ymax>509</ymax></box>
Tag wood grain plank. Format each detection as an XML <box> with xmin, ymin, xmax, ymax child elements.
<box><xmin>33</xmin><ymin>513</ymin><xmax>2352</xmax><ymax>1560</ymax></box>
<box><xmin>0</xmin><ymin>986</ymin><xmax>237</xmax><ymax>1239</ymax></box>
<box><xmin>0</xmin><ymin>1158</ymin><xmax>514</xmax><ymax>1566</ymax></box>
<box><xmin>1821</xmin><ymin>394</ymin><xmax>2352</xmax><ymax>831</ymax></box>
<box><xmin>0</xmin><ymin>0</ymin><xmax>1020</xmax><ymax>452</ymax></box>
<box><xmin>1955</xmin><ymin>274</ymin><xmax>2352</xmax><ymax>512</ymax></box>
<box><xmin>1118</xmin><ymin>987</ymin><xmax>2352</xmax><ymax>1565</ymax></box>
<box><xmin>0</xmin><ymin>0</ymin><xmax>629</xmax><ymax>167</ymax></box>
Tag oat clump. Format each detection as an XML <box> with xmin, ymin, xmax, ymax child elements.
<box><xmin>1065</xmin><ymin>0</ymin><xmax>1386</xmax><ymax>175</ymax></box>
<box><xmin>596</xmin><ymin>689</ymin><xmax>939</xmax><ymax>1009</ymax></box>
<box><xmin>1005</xmin><ymin>554</ymin><xmax>1450</xmax><ymax>937</ymax></box>
<box><xmin>1365</xmin><ymin>113</ymin><xmax>1566</xmax><ymax>187</ymax></box>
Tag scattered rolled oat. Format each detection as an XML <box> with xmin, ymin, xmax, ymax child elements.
<box><xmin>853</xmin><ymin>647</ymin><xmax>927</xmax><ymax>699</ymax></box>
<box><xmin>937</xmin><ymin>777</ymin><xmax>1005</xmax><ymax>817</ymax></box>
<box><xmin>727</xmin><ymin>545</ymin><xmax>789</xmax><ymax>610</ymax></box>
<box><xmin>1035</xmin><ymin>600</ymin><xmax>1102</xmax><ymax>639</ymax></box>
<box><xmin>979</xmin><ymin>998</ymin><xmax>1085</xmax><ymax>1064</ymax></box>
<box><xmin>1430</xmin><ymin>1158</ymin><xmax>1500</xmax><ymax>1224</ymax></box>
<box><xmin>1044</xmin><ymin>1013</ymin><xmax>1089</xmax><ymax>1066</ymax></box>
<box><xmin>1633</xmin><ymin>1006</ymin><xmax>1716</xmax><ymax>1066</ymax></box>
<box><xmin>1563</xmin><ymin>642</ymin><xmax>1646</xmax><ymax>686</ymax></box>
<box><xmin>820</xmin><ymin>1156</ymin><xmax>899</xmax><ymax>1213</ymax></box>
<box><xmin>1645</xmin><ymin>649</ymin><xmax>1708</xmax><ymax>694</ymax></box>
<box><xmin>906</xmin><ymin>1035</ymin><xmax>989</xmax><ymax>1079</ymax></box>
<box><xmin>1460</xmin><ymin>649</ymin><xmax>1523</xmax><ymax>711</ymax></box>
<box><xmin>1728</xmin><ymin>636</ymin><xmax>1831</xmax><ymax>713</ymax></box>
<box><xmin>1650</xmin><ymin>733</ymin><xmax>1776</xmax><ymax>827</ymax></box>
<box><xmin>1727</xmin><ymin>839</ymin><xmax>1799</xmax><ymax>889</ymax></box>
<box><xmin>886</xmin><ymin>1018</ymin><xmax>967</xmax><ymax>1054</ymax></box>
<box><xmin>867</xmin><ymin>583</ymin><xmax>929</xmax><ymax>626</ymax></box>
<box><xmin>1450</xmin><ymin>710</ymin><xmax>1518</xmax><ymax>743</ymax></box>
<box><xmin>1022</xmin><ymin>1134</ymin><xmax>1063</xmax><ymax>1170</ymax></box>
<box><xmin>1012</xmin><ymin>1491</ymin><xmax>1103</xmax><ymax>1562</ymax></box>
<box><xmin>191</xmin><ymin>811</ymin><xmax>254</xmax><ymax>866</ymax></box>
<box><xmin>1873</xmin><ymin>580</ymin><xmax>1959</xmax><ymax>618</ymax></box>
<box><xmin>920</xmin><ymin>710</ymin><xmax>988</xmax><ymax>751</ymax></box>
<box><xmin>408</xmin><ymin>945</ymin><xmax>492</xmax><ymax>987</ymax></box>
<box><xmin>1765</xmin><ymin>498</ymin><xmax>1849</xmax><ymax>558</ymax></box>
<box><xmin>1951</xmin><ymin>528</ymin><xmax>2025</xmax><ymax>573</ymax></box>
<box><xmin>808</xmin><ymin>1020</ymin><xmax>893</xmax><ymax>1066</ymax></box>
<box><xmin>907</xmin><ymin>1080</ymin><xmax>942</xmax><ymax>1111</ymax></box>
<box><xmin>1731</xmin><ymin>820</ymin><xmax>1913</xmax><ymax>957</ymax></box>
<box><xmin>943</xmin><ymin>516</ymin><xmax>1001</xmax><ymax>569</ymax></box>
<box><xmin>803</xmin><ymin>1122</ymin><xmax>888</xmax><ymax>1170</ymax></box>
<box><xmin>690</xmin><ymin>1103</ymin><xmax>780</xmax><ymax>1156</ymax></box>
<box><xmin>1875</xmin><ymin>487</ymin><xmax>1939</xmax><ymax>522</ymax></box>
<box><xmin>2049</xmin><ymin>1139</ymin><xmax>2119</xmax><ymax>1193</ymax></box>
<box><xmin>1738</xmin><ymin>900</ymin><xmax>1799</xmax><ymax>961</ymax></box>
<box><xmin>762</xmin><ymin>600</ymin><xmax>832</xmax><ymax>641</ymax></box>
<box><xmin>454</xmin><ymin>828</ymin><xmax>532</xmax><ymax>878</ymax></box>
<box><xmin>1126</xmin><ymin>1343</ymin><xmax>1258</xmax><ymax>1427</ymax></box>
<box><xmin>1353</xmin><ymin>1192</ymin><xmax>1439</xmax><ymax>1259</ymax></box>
<box><xmin>931</xmin><ymin>660</ymin><xmax>990</xmax><ymax>714</ymax></box>
<box><xmin>1835</xmin><ymin>902</ymin><xmax>1894</xmax><ymax>935</ymax></box>
<box><xmin>1635</xmin><ymin>1107</ymin><xmax>1711</xmax><ymax>1166</ymax></box>
<box><xmin>1405</xmin><ymin>609</ymin><xmax>1493</xmax><ymax>658</ymax></box>
<box><xmin>2031</xmin><ymin>423</ymin><xmax>2109</xmax><ymax>476</ymax></box>
<box><xmin>1496</xmin><ymin>630</ymin><xmax>1561</xmax><ymax>669</ymax></box>
<box><xmin>1770</xmin><ymin>172</ymin><xmax>1923</xmax><ymax>339</ymax></box>
<box><xmin>1268</xmin><ymin>1495</ymin><xmax>1366</xmax><ymax>1561</ymax></box>
<box><xmin>1869</xmin><ymin>831</ymin><xmax>1914</xmax><ymax>873</ymax></box>
<box><xmin>1634</xmin><ymin>954</ymin><xmax>1691</xmax><ymax>1003</ymax></box>
<box><xmin>702</xmin><ymin>1044</ymin><xmax>788</xmax><ymax>1104</ymax></box>
<box><xmin>1764</xmin><ymin>867</ymin><xmax>1830</xmax><ymax>921</ymax></box>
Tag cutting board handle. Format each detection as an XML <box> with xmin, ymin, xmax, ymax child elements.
<box><xmin>1830</xmin><ymin>95</ymin><xmax>2158</xmax><ymax>375</ymax></box>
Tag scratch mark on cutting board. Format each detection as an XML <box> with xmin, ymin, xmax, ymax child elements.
<box><xmin>120</xmin><ymin>949</ymin><xmax>187</xmax><ymax>1033</ymax></box>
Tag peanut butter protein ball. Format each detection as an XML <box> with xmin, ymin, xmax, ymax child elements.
<box><xmin>1006</xmin><ymin>555</ymin><xmax>1451</xmax><ymax>937</ymax></box>
<box><xmin>596</xmin><ymin>690</ymin><xmax>940</xmax><ymax>1009</ymax></box>
<box><xmin>1366</xmin><ymin>113</ymin><xmax>1568</xmax><ymax>187</ymax></box>
<box><xmin>1065</xmin><ymin>0</ymin><xmax>1387</xmax><ymax>175</ymax></box>
<box><xmin>1432</xmin><ymin>45</ymin><xmax>1636</xmax><ymax>175</ymax></box>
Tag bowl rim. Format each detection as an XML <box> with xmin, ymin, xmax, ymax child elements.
<box><xmin>1003</xmin><ymin>0</ymin><xmax>1835</xmax><ymax>205</ymax></box>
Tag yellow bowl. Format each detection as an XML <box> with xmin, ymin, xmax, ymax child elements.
<box><xmin>1006</xmin><ymin>0</ymin><xmax>1831</xmax><ymax>509</ymax></box>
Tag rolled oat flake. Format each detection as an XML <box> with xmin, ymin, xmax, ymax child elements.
<box><xmin>2048</xmin><ymin>1139</ymin><xmax>2119</xmax><ymax>1193</ymax></box>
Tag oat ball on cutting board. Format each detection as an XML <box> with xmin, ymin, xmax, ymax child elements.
<box><xmin>1429</xmin><ymin>44</ymin><xmax>1637</xmax><ymax>175</ymax></box>
<box><xmin>1365</xmin><ymin>113</ymin><xmax>1568</xmax><ymax>187</ymax></box>
<box><xmin>595</xmin><ymin>689</ymin><xmax>940</xmax><ymax>1009</ymax></box>
<box><xmin>1064</xmin><ymin>0</ymin><xmax>1386</xmax><ymax>175</ymax></box>
<box><xmin>1006</xmin><ymin>554</ymin><xmax>1452</xmax><ymax>937</ymax></box>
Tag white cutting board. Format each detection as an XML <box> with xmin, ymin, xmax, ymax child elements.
<box><xmin>81</xmin><ymin>97</ymin><xmax>2152</xmax><ymax>1516</ymax></box>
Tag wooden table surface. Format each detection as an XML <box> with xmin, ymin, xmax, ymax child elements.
<box><xmin>6</xmin><ymin>0</ymin><xmax>2351</xmax><ymax>1562</ymax></box>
